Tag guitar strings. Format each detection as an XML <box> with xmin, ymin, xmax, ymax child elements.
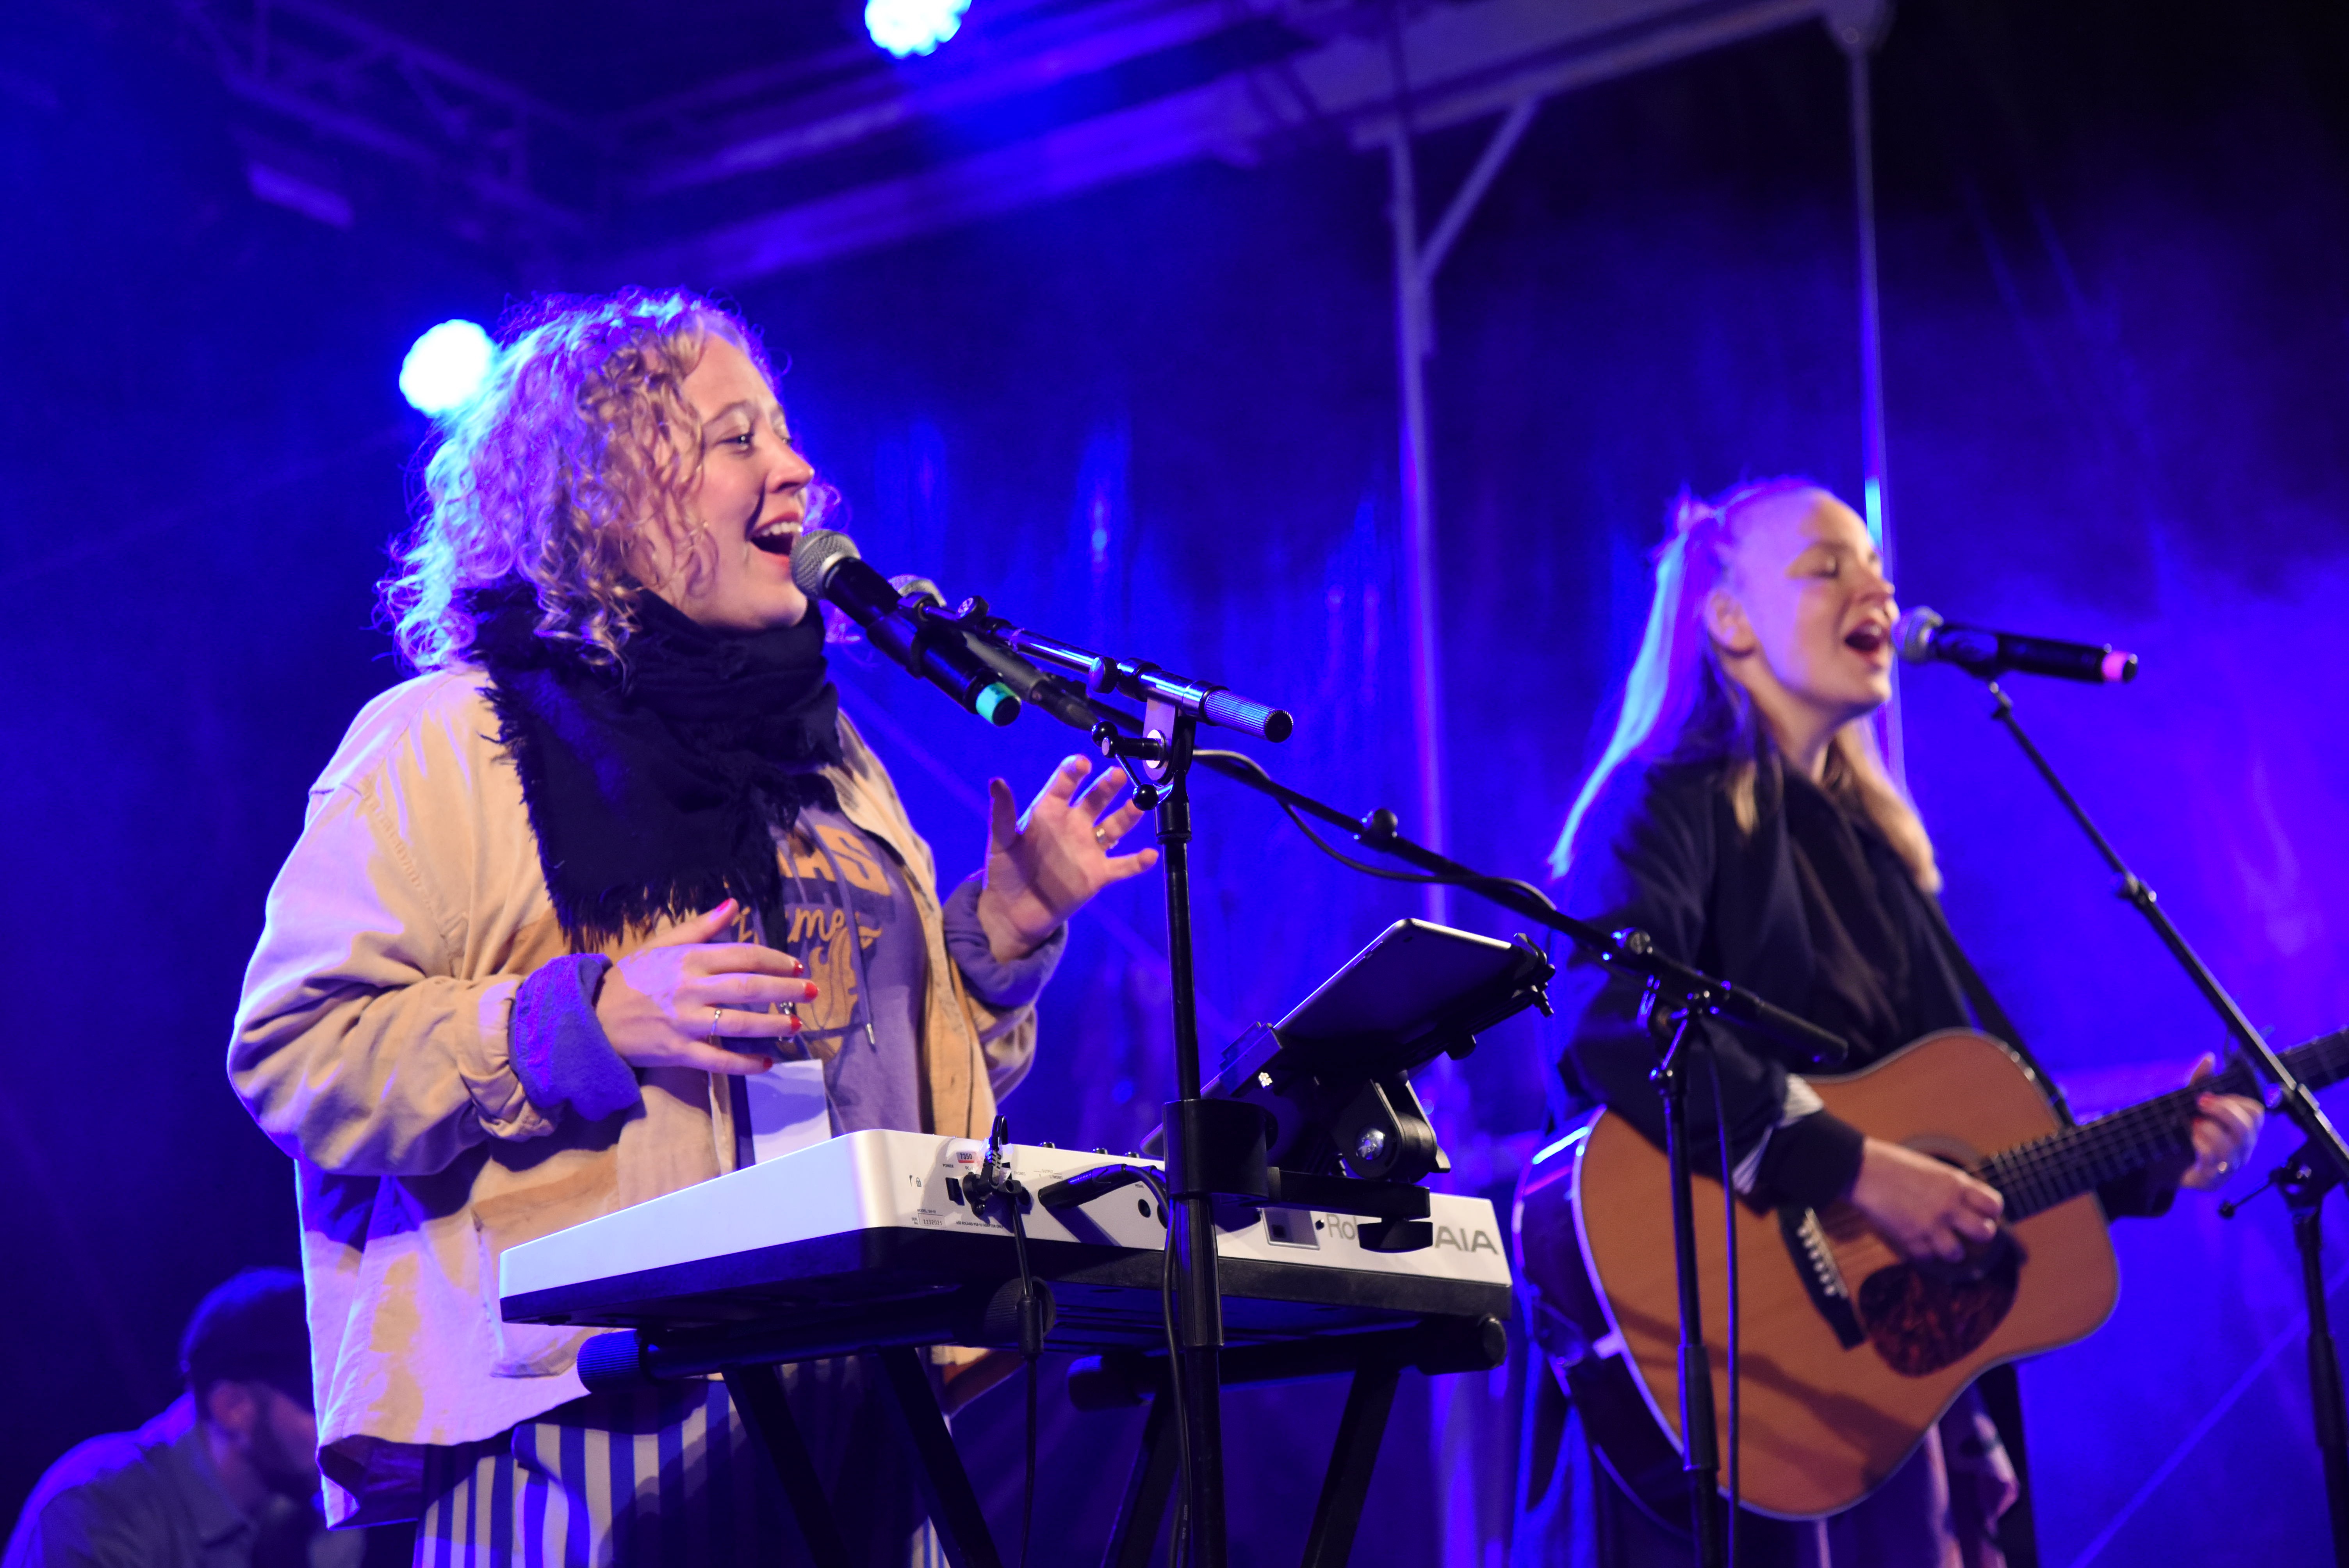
<box><xmin>1984</xmin><ymin>1082</ymin><xmax>2206</xmax><ymax>1219</ymax></box>
<box><xmin>1987</xmin><ymin>1030</ymin><xmax>2340</xmax><ymax>1217</ymax></box>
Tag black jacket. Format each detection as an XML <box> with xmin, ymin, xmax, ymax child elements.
<box><xmin>1550</xmin><ymin>753</ymin><xmax>2171</xmax><ymax>1219</ymax></box>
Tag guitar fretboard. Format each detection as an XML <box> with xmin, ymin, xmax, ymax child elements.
<box><xmin>1979</xmin><ymin>1029</ymin><xmax>2349</xmax><ymax>1221</ymax></box>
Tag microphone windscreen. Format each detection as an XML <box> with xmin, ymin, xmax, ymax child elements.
<box><xmin>1895</xmin><ymin>606</ymin><xmax>1944</xmax><ymax>664</ymax></box>
<box><xmin>790</xmin><ymin>528</ymin><xmax>861</xmax><ymax>596</ymax></box>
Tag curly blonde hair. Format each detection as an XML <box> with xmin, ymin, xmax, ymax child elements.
<box><xmin>381</xmin><ymin>288</ymin><xmax>806</xmax><ymax>672</ymax></box>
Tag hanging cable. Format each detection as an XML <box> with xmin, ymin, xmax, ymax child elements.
<box><xmin>967</xmin><ymin>1115</ymin><xmax>1045</xmax><ymax>1568</ymax></box>
<box><xmin>1193</xmin><ymin>748</ymin><xmax>1556</xmax><ymax>912</ymax></box>
<box><xmin>1135</xmin><ymin>1168</ymin><xmax>1189</xmax><ymax>1566</ymax></box>
<box><xmin>1003</xmin><ymin>1185</ymin><xmax>1040</xmax><ymax>1568</ymax></box>
<box><xmin>1708</xmin><ymin>1054</ymin><xmax>1741</xmax><ymax>1565</ymax></box>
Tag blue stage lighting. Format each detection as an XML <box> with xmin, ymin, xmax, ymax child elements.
<box><xmin>865</xmin><ymin>0</ymin><xmax>970</xmax><ymax>57</ymax></box>
<box><xmin>398</xmin><ymin>319</ymin><xmax>495</xmax><ymax>415</ymax></box>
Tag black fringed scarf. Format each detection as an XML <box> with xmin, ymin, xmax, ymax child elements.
<box><xmin>469</xmin><ymin>583</ymin><xmax>844</xmax><ymax>946</ymax></box>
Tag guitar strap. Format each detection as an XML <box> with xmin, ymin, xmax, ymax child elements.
<box><xmin>1914</xmin><ymin>894</ymin><xmax>2076</xmax><ymax>1129</ymax></box>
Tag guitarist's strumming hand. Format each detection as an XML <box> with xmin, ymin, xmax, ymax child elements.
<box><xmin>1849</xmin><ymin>1138</ymin><xmax>2005</xmax><ymax>1263</ymax></box>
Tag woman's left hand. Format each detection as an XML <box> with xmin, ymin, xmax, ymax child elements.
<box><xmin>2179</xmin><ymin>1053</ymin><xmax>2266</xmax><ymax>1190</ymax></box>
<box><xmin>976</xmin><ymin>755</ymin><xmax>1160</xmax><ymax>960</ymax></box>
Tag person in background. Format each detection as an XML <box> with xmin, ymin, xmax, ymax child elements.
<box><xmin>3</xmin><ymin>1269</ymin><xmax>408</xmax><ymax>1568</ymax></box>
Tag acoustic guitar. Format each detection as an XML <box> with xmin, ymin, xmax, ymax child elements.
<box><xmin>1513</xmin><ymin>1025</ymin><xmax>2348</xmax><ymax>1521</ymax></box>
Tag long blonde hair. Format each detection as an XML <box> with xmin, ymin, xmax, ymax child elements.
<box><xmin>381</xmin><ymin>289</ymin><xmax>815</xmax><ymax>672</ymax></box>
<box><xmin>1550</xmin><ymin>478</ymin><xmax>1939</xmax><ymax>892</ymax></box>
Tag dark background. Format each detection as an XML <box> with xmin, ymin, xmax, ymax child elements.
<box><xmin>3</xmin><ymin>0</ymin><xmax>2346</xmax><ymax>1561</ymax></box>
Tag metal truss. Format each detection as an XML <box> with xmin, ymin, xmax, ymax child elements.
<box><xmin>618</xmin><ymin>0</ymin><xmax>1868</xmax><ymax>282</ymax></box>
<box><xmin>168</xmin><ymin>0</ymin><xmax>1872</xmax><ymax>273</ymax></box>
<box><xmin>172</xmin><ymin>0</ymin><xmax>604</xmax><ymax>235</ymax></box>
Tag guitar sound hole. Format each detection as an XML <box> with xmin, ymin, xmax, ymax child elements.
<box><xmin>1857</xmin><ymin>1235</ymin><xmax>2023</xmax><ymax>1377</ymax></box>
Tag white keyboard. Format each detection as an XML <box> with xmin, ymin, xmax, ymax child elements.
<box><xmin>500</xmin><ymin>1130</ymin><xmax>1513</xmax><ymax>1351</ymax></box>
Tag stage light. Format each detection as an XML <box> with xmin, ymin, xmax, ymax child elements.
<box><xmin>398</xmin><ymin>319</ymin><xmax>494</xmax><ymax>415</ymax></box>
<box><xmin>865</xmin><ymin>0</ymin><xmax>970</xmax><ymax>57</ymax></box>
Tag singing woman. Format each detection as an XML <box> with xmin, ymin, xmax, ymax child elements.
<box><xmin>229</xmin><ymin>289</ymin><xmax>1155</xmax><ymax>1563</ymax></box>
<box><xmin>1519</xmin><ymin>478</ymin><xmax>2263</xmax><ymax>1566</ymax></box>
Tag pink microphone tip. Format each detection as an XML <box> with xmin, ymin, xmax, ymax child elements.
<box><xmin>2102</xmin><ymin>650</ymin><xmax>2139</xmax><ymax>683</ymax></box>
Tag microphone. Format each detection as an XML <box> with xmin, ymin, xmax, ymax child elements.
<box><xmin>791</xmin><ymin>530</ymin><xmax>1022</xmax><ymax>725</ymax></box>
<box><xmin>1896</xmin><ymin>607</ymin><xmax>2138</xmax><ymax>685</ymax></box>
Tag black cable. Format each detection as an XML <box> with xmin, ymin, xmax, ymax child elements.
<box><xmin>1135</xmin><ymin>1170</ymin><xmax>1188</xmax><ymax>1566</ymax></box>
<box><xmin>1002</xmin><ymin>1183</ymin><xmax>1040</xmax><ymax>1568</ymax></box>
<box><xmin>1707</xmin><ymin>1054</ymin><xmax>1740</xmax><ymax>1567</ymax></box>
<box><xmin>1191</xmin><ymin>748</ymin><xmax>1560</xmax><ymax>912</ymax></box>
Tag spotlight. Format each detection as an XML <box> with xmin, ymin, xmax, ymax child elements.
<box><xmin>865</xmin><ymin>0</ymin><xmax>970</xmax><ymax>57</ymax></box>
<box><xmin>398</xmin><ymin>319</ymin><xmax>495</xmax><ymax>415</ymax></box>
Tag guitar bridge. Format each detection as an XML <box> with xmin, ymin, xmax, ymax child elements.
<box><xmin>1779</xmin><ymin>1205</ymin><xmax>1866</xmax><ymax>1349</ymax></box>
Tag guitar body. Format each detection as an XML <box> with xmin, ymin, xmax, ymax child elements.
<box><xmin>1515</xmin><ymin>1030</ymin><xmax>2121</xmax><ymax>1521</ymax></box>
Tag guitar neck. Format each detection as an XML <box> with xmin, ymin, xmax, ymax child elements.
<box><xmin>1980</xmin><ymin>1028</ymin><xmax>2349</xmax><ymax>1221</ymax></box>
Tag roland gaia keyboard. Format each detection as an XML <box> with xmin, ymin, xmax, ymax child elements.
<box><xmin>499</xmin><ymin>1129</ymin><xmax>1512</xmax><ymax>1347</ymax></box>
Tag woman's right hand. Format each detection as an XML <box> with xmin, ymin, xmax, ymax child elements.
<box><xmin>1848</xmin><ymin>1136</ymin><xmax>2005</xmax><ymax>1263</ymax></box>
<box><xmin>594</xmin><ymin>900</ymin><xmax>815</xmax><ymax>1075</ymax></box>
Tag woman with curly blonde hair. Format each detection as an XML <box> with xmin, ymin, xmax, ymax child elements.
<box><xmin>231</xmin><ymin>289</ymin><xmax>1155</xmax><ymax>1563</ymax></box>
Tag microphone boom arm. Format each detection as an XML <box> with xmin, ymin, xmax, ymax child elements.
<box><xmin>1976</xmin><ymin>679</ymin><xmax>2349</xmax><ymax>1184</ymax></box>
<box><xmin>1168</xmin><ymin>733</ymin><xmax>1846</xmax><ymax>1066</ymax></box>
<box><xmin>942</xmin><ymin>611</ymin><xmax>1295</xmax><ymax>743</ymax></box>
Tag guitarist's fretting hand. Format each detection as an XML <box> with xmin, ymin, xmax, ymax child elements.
<box><xmin>2179</xmin><ymin>1052</ymin><xmax>2265</xmax><ymax>1191</ymax></box>
<box><xmin>1849</xmin><ymin>1138</ymin><xmax>2006</xmax><ymax>1263</ymax></box>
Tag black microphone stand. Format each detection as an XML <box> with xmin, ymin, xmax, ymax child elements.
<box><xmin>1167</xmin><ymin>749</ymin><xmax>1842</xmax><ymax>1568</ymax></box>
<box><xmin>1969</xmin><ymin>675</ymin><xmax>2349</xmax><ymax>1564</ymax></box>
<box><xmin>939</xmin><ymin>605</ymin><xmax>1290</xmax><ymax>1568</ymax></box>
<box><xmin>948</xmin><ymin>624</ymin><xmax>1833</xmax><ymax>1566</ymax></box>
<box><xmin>931</xmin><ymin>597</ymin><xmax>1841</xmax><ymax>1567</ymax></box>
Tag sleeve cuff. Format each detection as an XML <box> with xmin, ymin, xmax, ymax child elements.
<box><xmin>2097</xmin><ymin>1164</ymin><xmax>2180</xmax><ymax>1220</ymax></box>
<box><xmin>508</xmin><ymin>954</ymin><xmax>640</xmax><ymax>1124</ymax></box>
<box><xmin>943</xmin><ymin>876</ymin><xmax>1065</xmax><ymax>1011</ymax></box>
<box><xmin>1754</xmin><ymin>1109</ymin><xmax>1867</xmax><ymax>1210</ymax></box>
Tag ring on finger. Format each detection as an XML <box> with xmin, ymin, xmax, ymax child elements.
<box><xmin>710</xmin><ymin>1004</ymin><xmax>725</xmax><ymax>1038</ymax></box>
<box><xmin>1093</xmin><ymin>825</ymin><xmax>1111</xmax><ymax>846</ymax></box>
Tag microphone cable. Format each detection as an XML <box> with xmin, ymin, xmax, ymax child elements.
<box><xmin>1708</xmin><ymin>1054</ymin><xmax>1741</xmax><ymax>1567</ymax></box>
<box><xmin>1134</xmin><ymin>1168</ymin><xmax>1190</xmax><ymax>1568</ymax></box>
<box><xmin>969</xmin><ymin>1117</ymin><xmax>1044</xmax><ymax>1568</ymax></box>
<box><xmin>1194</xmin><ymin>748</ymin><xmax>1557</xmax><ymax>912</ymax></box>
<box><xmin>1003</xmin><ymin>1187</ymin><xmax>1039</xmax><ymax>1568</ymax></box>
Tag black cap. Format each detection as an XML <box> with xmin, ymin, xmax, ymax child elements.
<box><xmin>179</xmin><ymin>1269</ymin><xmax>314</xmax><ymax>1410</ymax></box>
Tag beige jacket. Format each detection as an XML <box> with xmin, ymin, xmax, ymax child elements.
<box><xmin>228</xmin><ymin>668</ymin><xmax>1037</xmax><ymax>1524</ymax></box>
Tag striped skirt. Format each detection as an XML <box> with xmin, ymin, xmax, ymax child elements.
<box><xmin>413</xmin><ymin>1361</ymin><xmax>934</xmax><ymax>1567</ymax></box>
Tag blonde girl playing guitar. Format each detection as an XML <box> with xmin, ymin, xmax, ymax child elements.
<box><xmin>1518</xmin><ymin>478</ymin><xmax>2262</xmax><ymax>1567</ymax></box>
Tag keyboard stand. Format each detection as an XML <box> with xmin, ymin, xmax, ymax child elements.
<box><xmin>1076</xmin><ymin>1314</ymin><xmax>1508</xmax><ymax>1568</ymax></box>
<box><xmin>719</xmin><ymin>1363</ymin><xmax>856</xmax><ymax>1568</ymax></box>
<box><xmin>573</xmin><ymin>1294</ymin><xmax>1504</xmax><ymax>1568</ymax></box>
<box><xmin>720</xmin><ymin>1347</ymin><xmax>1006</xmax><ymax>1568</ymax></box>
